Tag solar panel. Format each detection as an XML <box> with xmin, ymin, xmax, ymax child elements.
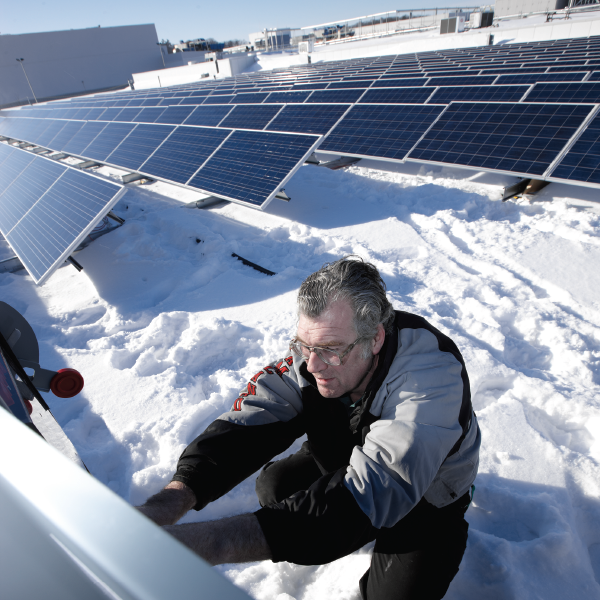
<box><xmin>328</xmin><ymin>81</ymin><xmax>373</xmax><ymax>89</ymax></box>
<box><xmin>187</xmin><ymin>130</ymin><xmax>320</xmax><ymax>208</ymax></box>
<box><xmin>219</xmin><ymin>105</ymin><xmax>283</xmax><ymax>130</ymax></box>
<box><xmin>48</xmin><ymin>120</ymin><xmax>85</xmax><ymax>151</ymax></box>
<box><xmin>426</xmin><ymin>75</ymin><xmax>498</xmax><ymax>86</ymax></box>
<box><xmin>371</xmin><ymin>78</ymin><xmax>428</xmax><ymax>88</ymax></box>
<box><xmin>230</xmin><ymin>92</ymin><xmax>270</xmax><ymax>104</ymax></box>
<box><xmin>360</xmin><ymin>87</ymin><xmax>435</xmax><ymax>104</ymax></box>
<box><xmin>35</xmin><ymin>120</ymin><xmax>68</xmax><ymax>148</ymax></box>
<box><xmin>292</xmin><ymin>82</ymin><xmax>330</xmax><ymax>90</ymax></box>
<box><xmin>263</xmin><ymin>91</ymin><xmax>313</xmax><ymax>104</ymax></box>
<box><xmin>132</xmin><ymin>107</ymin><xmax>167</xmax><ymax>123</ymax></box>
<box><xmin>495</xmin><ymin>72</ymin><xmax>589</xmax><ymax>84</ymax></box>
<box><xmin>407</xmin><ymin>102</ymin><xmax>593</xmax><ymax>176</ymax></box>
<box><xmin>428</xmin><ymin>85</ymin><xmax>530</xmax><ymax>103</ymax></box>
<box><xmin>525</xmin><ymin>82</ymin><xmax>600</xmax><ymax>103</ymax></box>
<box><xmin>0</xmin><ymin>145</ymin><xmax>125</xmax><ymax>285</ymax></box>
<box><xmin>114</xmin><ymin>107</ymin><xmax>143</xmax><ymax>122</ymax></box>
<box><xmin>319</xmin><ymin>104</ymin><xmax>445</xmax><ymax>161</ymax></box>
<box><xmin>140</xmin><ymin>126</ymin><xmax>231</xmax><ymax>184</ymax></box>
<box><xmin>82</xmin><ymin>122</ymin><xmax>137</xmax><ymax>161</ymax></box>
<box><xmin>154</xmin><ymin>105</ymin><xmax>197</xmax><ymax>125</ymax></box>
<box><xmin>106</xmin><ymin>124</ymin><xmax>175</xmax><ymax>171</ymax></box>
<box><xmin>98</xmin><ymin>107</ymin><xmax>126</xmax><ymax>122</ymax></box>
<box><xmin>62</xmin><ymin>121</ymin><xmax>108</xmax><ymax>156</ymax></box>
<box><xmin>183</xmin><ymin>105</ymin><xmax>234</xmax><ymax>127</ymax></box>
<box><xmin>203</xmin><ymin>95</ymin><xmax>235</xmax><ymax>105</ymax></box>
<box><xmin>548</xmin><ymin>108</ymin><xmax>600</xmax><ymax>185</ymax></box>
<box><xmin>267</xmin><ymin>104</ymin><xmax>349</xmax><ymax>135</ymax></box>
<box><xmin>305</xmin><ymin>90</ymin><xmax>365</xmax><ymax>104</ymax></box>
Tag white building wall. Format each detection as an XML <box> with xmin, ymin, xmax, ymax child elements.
<box><xmin>495</xmin><ymin>0</ymin><xmax>568</xmax><ymax>18</ymax></box>
<box><xmin>0</xmin><ymin>24</ymin><xmax>163</xmax><ymax>107</ymax></box>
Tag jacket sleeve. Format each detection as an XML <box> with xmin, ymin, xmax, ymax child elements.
<box><xmin>255</xmin><ymin>328</ymin><xmax>469</xmax><ymax>564</ymax></box>
<box><xmin>172</xmin><ymin>355</ymin><xmax>306</xmax><ymax>510</ymax></box>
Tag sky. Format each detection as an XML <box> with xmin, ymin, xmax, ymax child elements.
<box><xmin>0</xmin><ymin>0</ymin><xmax>466</xmax><ymax>42</ymax></box>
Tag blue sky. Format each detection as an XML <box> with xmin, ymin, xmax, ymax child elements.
<box><xmin>1</xmin><ymin>0</ymin><xmax>459</xmax><ymax>43</ymax></box>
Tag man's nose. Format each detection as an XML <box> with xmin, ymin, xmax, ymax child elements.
<box><xmin>306</xmin><ymin>350</ymin><xmax>327</xmax><ymax>373</ymax></box>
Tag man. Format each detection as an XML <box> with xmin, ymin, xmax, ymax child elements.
<box><xmin>138</xmin><ymin>256</ymin><xmax>481</xmax><ymax>600</ymax></box>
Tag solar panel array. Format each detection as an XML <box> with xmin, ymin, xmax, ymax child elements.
<box><xmin>0</xmin><ymin>143</ymin><xmax>125</xmax><ymax>284</ymax></box>
<box><xmin>1</xmin><ymin>32</ymin><xmax>600</xmax><ymax>235</ymax></box>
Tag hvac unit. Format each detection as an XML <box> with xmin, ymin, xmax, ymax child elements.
<box><xmin>440</xmin><ymin>16</ymin><xmax>466</xmax><ymax>34</ymax></box>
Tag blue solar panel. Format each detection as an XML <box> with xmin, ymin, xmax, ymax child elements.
<box><xmin>84</xmin><ymin>108</ymin><xmax>108</xmax><ymax>121</ymax></box>
<box><xmin>589</xmin><ymin>71</ymin><xmax>600</xmax><ymax>81</ymax></box>
<box><xmin>219</xmin><ymin>105</ymin><xmax>283</xmax><ymax>130</ymax></box>
<box><xmin>306</xmin><ymin>89</ymin><xmax>366</xmax><ymax>104</ymax></box>
<box><xmin>549</xmin><ymin>110</ymin><xmax>600</xmax><ymax>185</ymax></box>
<box><xmin>106</xmin><ymin>124</ymin><xmax>175</xmax><ymax>171</ymax></box>
<box><xmin>292</xmin><ymin>82</ymin><xmax>329</xmax><ymax>90</ymax></box>
<box><xmin>62</xmin><ymin>121</ymin><xmax>108</xmax><ymax>156</ymax></box>
<box><xmin>266</xmin><ymin>104</ymin><xmax>349</xmax><ymax>135</ymax></box>
<box><xmin>426</xmin><ymin>75</ymin><xmax>498</xmax><ymax>86</ymax></box>
<box><xmin>132</xmin><ymin>107</ymin><xmax>167</xmax><ymax>123</ymax></box>
<box><xmin>525</xmin><ymin>82</ymin><xmax>600</xmax><ymax>103</ymax></box>
<box><xmin>140</xmin><ymin>126</ymin><xmax>231</xmax><ymax>184</ymax></box>
<box><xmin>35</xmin><ymin>120</ymin><xmax>68</xmax><ymax>148</ymax></box>
<box><xmin>97</xmin><ymin>107</ymin><xmax>126</xmax><ymax>122</ymax></box>
<box><xmin>0</xmin><ymin>147</ymin><xmax>124</xmax><ymax>284</ymax></box>
<box><xmin>495</xmin><ymin>72</ymin><xmax>589</xmax><ymax>84</ymax></box>
<box><xmin>154</xmin><ymin>105</ymin><xmax>197</xmax><ymax>125</ymax></box>
<box><xmin>48</xmin><ymin>120</ymin><xmax>85</xmax><ymax>150</ymax></box>
<box><xmin>203</xmin><ymin>95</ymin><xmax>235</xmax><ymax>105</ymax></box>
<box><xmin>230</xmin><ymin>92</ymin><xmax>270</xmax><ymax>104</ymax></box>
<box><xmin>263</xmin><ymin>91</ymin><xmax>312</xmax><ymax>104</ymax></box>
<box><xmin>328</xmin><ymin>81</ymin><xmax>373</xmax><ymax>89</ymax></box>
<box><xmin>115</xmin><ymin>107</ymin><xmax>143</xmax><ymax>122</ymax></box>
<box><xmin>408</xmin><ymin>102</ymin><xmax>593</xmax><ymax>176</ymax></box>
<box><xmin>360</xmin><ymin>87</ymin><xmax>434</xmax><ymax>104</ymax></box>
<box><xmin>320</xmin><ymin>104</ymin><xmax>445</xmax><ymax>161</ymax></box>
<box><xmin>183</xmin><ymin>105</ymin><xmax>234</xmax><ymax>127</ymax></box>
<box><xmin>187</xmin><ymin>130</ymin><xmax>319</xmax><ymax>207</ymax></box>
<box><xmin>371</xmin><ymin>78</ymin><xmax>428</xmax><ymax>88</ymax></box>
<box><xmin>83</xmin><ymin>122</ymin><xmax>137</xmax><ymax>161</ymax></box>
<box><xmin>429</xmin><ymin>85</ymin><xmax>530</xmax><ymax>103</ymax></box>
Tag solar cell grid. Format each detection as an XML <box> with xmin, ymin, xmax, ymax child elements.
<box><xmin>306</xmin><ymin>89</ymin><xmax>366</xmax><ymax>104</ymax></box>
<box><xmin>371</xmin><ymin>78</ymin><xmax>427</xmax><ymax>87</ymax></box>
<box><xmin>140</xmin><ymin>126</ymin><xmax>231</xmax><ymax>185</ymax></box>
<box><xmin>203</xmin><ymin>94</ymin><xmax>235</xmax><ymax>105</ymax></box>
<box><xmin>266</xmin><ymin>104</ymin><xmax>349</xmax><ymax>135</ymax></box>
<box><xmin>188</xmin><ymin>130</ymin><xmax>318</xmax><ymax>207</ymax></box>
<box><xmin>106</xmin><ymin>124</ymin><xmax>175</xmax><ymax>171</ymax></box>
<box><xmin>496</xmin><ymin>72</ymin><xmax>589</xmax><ymax>84</ymax></box>
<box><xmin>360</xmin><ymin>87</ymin><xmax>434</xmax><ymax>104</ymax></box>
<box><xmin>263</xmin><ymin>91</ymin><xmax>312</xmax><ymax>104</ymax></box>
<box><xmin>183</xmin><ymin>105</ymin><xmax>234</xmax><ymax>127</ymax></box>
<box><xmin>230</xmin><ymin>92</ymin><xmax>270</xmax><ymax>104</ymax></box>
<box><xmin>408</xmin><ymin>102</ymin><xmax>593</xmax><ymax>176</ymax></box>
<box><xmin>429</xmin><ymin>85</ymin><xmax>530</xmax><ymax>104</ymax></box>
<box><xmin>62</xmin><ymin>121</ymin><xmax>108</xmax><ymax>156</ymax></box>
<box><xmin>549</xmin><ymin>109</ymin><xmax>600</xmax><ymax>185</ymax></box>
<box><xmin>219</xmin><ymin>105</ymin><xmax>283</xmax><ymax>130</ymax></box>
<box><xmin>35</xmin><ymin>120</ymin><xmax>68</xmax><ymax>148</ymax></box>
<box><xmin>320</xmin><ymin>103</ymin><xmax>445</xmax><ymax>161</ymax></box>
<box><xmin>426</xmin><ymin>75</ymin><xmax>498</xmax><ymax>86</ymax></box>
<box><xmin>83</xmin><ymin>122</ymin><xmax>137</xmax><ymax>161</ymax></box>
<box><xmin>132</xmin><ymin>107</ymin><xmax>167</xmax><ymax>123</ymax></box>
<box><xmin>525</xmin><ymin>81</ymin><xmax>600</xmax><ymax>103</ymax></box>
<box><xmin>6</xmin><ymin>166</ymin><xmax>124</xmax><ymax>284</ymax></box>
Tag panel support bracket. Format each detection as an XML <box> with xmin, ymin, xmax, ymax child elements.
<box><xmin>318</xmin><ymin>156</ymin><xmax>361</xmax><ymax>170</ymax></box>
<box><xmin>67</xmin><ymin>256</ymin><xmax>84</xmax><ymax>272</ymax></box>
<box><xmin>49</xmin><ymin>153</ymin><xmax>69</xmax><ymax>161</ymax></box>
<box><xmin>502</xmin><ymin>178</ymin><xmax>530</xmax><ymax>201</ymax></box>
<box><xmin>275</xmin><ymin>189</ymin><xmax>291</xmax><ymax>202</ymax></box>
<box><xmin>121</xmin><ymin>172</ymin><xmax>155</xmax><ymax>184</ymax></box>
<box><xmin>183</xmin><ymin>196</ymin><xmax>228</xmax><ymax>209</ymax></box>
<box><xmin>107</xmin><ymin>211</ymin><xmax>125</xmax><ymax>225</ymax></box>
<box><xmin>75</xmin><ymin>160</ymin><xmax>100</xmax><ymax>170</ymax></box>
<box><xmin>304</xmin><ymin>153</ymin><xmax>320</xmax><ymax>165</ymax></box>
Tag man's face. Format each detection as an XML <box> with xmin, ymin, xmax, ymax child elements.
<box><xmin>296</xmin><ymin>299</ymin><xmax>383</xmax><ymax>399</ymax></box>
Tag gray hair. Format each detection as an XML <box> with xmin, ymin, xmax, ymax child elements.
<box><xmin>297</xmin><ymin>256</ymin><xmax>395</xmax><ymax>358</ymax></box>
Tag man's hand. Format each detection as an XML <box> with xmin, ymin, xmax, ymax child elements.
<box><xmin>136</xmin><ymin>481</ymin><xmax>197</xmax><ymax>526</ymax></box>
<box><xmin>163</xmin><ymin>513</ymin><xmax>272</xmax><ymax>566</ymax></box>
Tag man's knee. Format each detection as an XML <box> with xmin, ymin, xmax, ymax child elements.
<box><xmin>255</xmin><ymin>461</ymin><xmax>281</xmax><ymax>507</ymax></box>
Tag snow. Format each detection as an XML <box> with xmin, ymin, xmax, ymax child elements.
<box><xmin>3</xmin><ymin>136</ymin><xmax>600</xmax><ymax>598</ymax></box>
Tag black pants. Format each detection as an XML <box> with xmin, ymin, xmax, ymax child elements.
<box><xmin>255</xmin><ymin>445</ymin><xmax>469</xmax><ymax>600</ymax></box>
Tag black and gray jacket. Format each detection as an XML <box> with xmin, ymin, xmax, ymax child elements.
<box><xmin>173</xmin><ymin>311</ymin><xmax>481</xmax><ymax>565</ymax></box>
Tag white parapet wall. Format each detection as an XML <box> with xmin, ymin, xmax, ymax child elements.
<box><xmin>0</xmin><ymin>24</ymin><xmax>164</xmax><ymax>107</ymax></box>
<box><xmin>132</xmin><ymin>54</ymin><xmax>258</xmax><ymax>89</ymax></box>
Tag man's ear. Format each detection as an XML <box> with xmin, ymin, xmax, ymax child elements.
<box><xmin>372</xmin><ymin>323</ymin><xmax>385</xmax><ymax>355</ymax></box>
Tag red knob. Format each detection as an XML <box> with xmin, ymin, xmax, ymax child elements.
<box><xmin>50</xmin><ymin>368</ymin><xmax>85</xmax><ymax>398</ymax></box>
